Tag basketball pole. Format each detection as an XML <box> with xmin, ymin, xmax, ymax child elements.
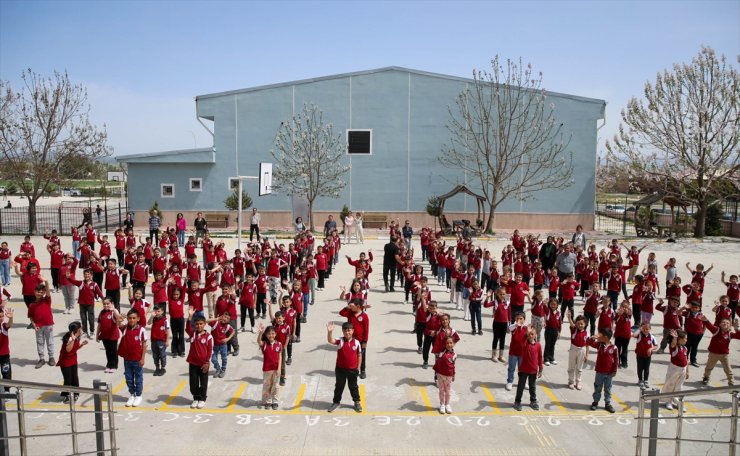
<box><xmin>234</xmin><ymin>175</ymin><xmax>257</xmax><ymax>250</ymax></box>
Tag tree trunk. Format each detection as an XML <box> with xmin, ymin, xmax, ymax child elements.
<box><xmin>27</xmin><ymin>201</ymin><xmax>37</xmax><ymax>234</ymax></box>
<box><xmin>308</xmin><ymin>199</ymin><xmax>315</xmax><ymax>233</ymax></box>
<box><xmin>693</xmin><ymin>201</ymin><xmax>707</xmax><ymax>238</ymax></box>
<box><xmin>484</xmin><ymin>206</ymin><xmax>496</xmax><ymax>234</ymax></box>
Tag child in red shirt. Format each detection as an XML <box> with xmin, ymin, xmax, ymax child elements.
<box><xmin>661</xmin><ymin>329</ymin><xmax>689</xmax><ymax>411</ymax></box>
<box><xmin>566</xmin><ymin>311</ymin><xmax>588</xmax><ymax>390</ymax></box>
<box><xmin>513</xmin><ymin>327</ymin><xmax>543</xmax><ymax>411</ymax></box>
<box><xmin>701</xmin><ymin>316</ymin><xmax>739</xmax><ymax>386</ymax></box>
<box><xmin>149</xmin><ymin>305</ymin><xmax>170</xmax><ymax>376</ymax></box>
<box><xmin>96</xmin><ymin>298</ymin><xmax>122</xmax><ymax>373</ymax></box>
<box><xmin>339</xmin><ymin>297</ymin><xmax>370</xmax><ymax>379</ymax></box>
<box><xmin>29</xmin><ymin>283</ymin><xmax>55</xmax><ymax>368</ymax></box>
<box><xmin>0</xmin><ymin>307</ymin><xmax>14</xmax><ymax>388</ymax></box>
<box><xmin>632</xmin><ymin>321</ymin><xmax>658</xmax><ymax>389</ymax></box>
<box><xmin>118</xmin><ymin>310</ymin><xmax>147</xmax><ymax>407</ymax></box>
<box><xmin>433</xmin><ymin>336</ymin><xmax>457</xmax><ymax>414</ymax></box>
<box><xmin>588</xmin><ymin>327</ymin><xmax>618</xmax><ymax>413</ymax></box>
<box><xmin>257</xmin><ymin>323</ymin><xmax>282</xmax><ymax>410</ymax></box>
<box><xmin>543</xmin><ymin>298</ymin><xmax>562</xmax><ymax>365</ymax></box>
<box><xmin>186</xmin><ymin>309</ymin><xmax>214</xmax><ymax>409</ymax></box>
<box><xmin>58</xmin><ymin>321</ymin><xmax>88</xmax><ymax>403</ymax></box>
<box><xmin>326</xmin><ymin>321</ymin><xmax>362</xmax><ymax>413</ymax></box>
<box><xmin>209</xmin><ymin>311</ymin><xmax>235</xmax><ymax>378</ymax></box>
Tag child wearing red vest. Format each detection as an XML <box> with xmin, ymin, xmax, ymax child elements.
<box><xmin>58</xmin><ymin>321</ymin><xmax>88</xmax><ymax>403</ymax></box>
<box><xmin>339</xmin><ymin>297</ymin><xmax>370</xmax><ymax>379</ymax></box>
<box><xmin>186</xmin><ymin>308</ymin><xmax>214</xmax><ymax>409</ymax></box>
<box><xmin>118</xmin><ymin>310</ymin><xmax>147</xmax><ymax>407</ymax></box>
<box><xmin>149</xmin><ymin>305</ymin><xmax>170</xmax><ymax>376</ymax></box>
<box><xmin>588</xmin><ymin>327</ymin><xmax>618</xmax><ymax>413</ymax></box>
<box><xmin>433</xmin><ymin>336</ymin><xmax>457</xmax><ymax>414</ymax></box>
<box><xmin>632</xmin><ymin>321</ymin><xmax>658</xmax><ymax>389</ymax></box>
<box><xmin>513</xmin><ymin>327</ymin><xmax>543</xmax><ymax>411</ymax></box>
<box><xmin>566</xmin><ymin>311</ymin><xmax>588</xmax><ymax>390</ymax></box>
<box><xmin>96</xmin><ymin>299</ymin><xmax>121</xmax><ymax>373</ymax></box>
<box><xmin>327</xmin><ymin>321</ymin><xmax>362</xmax><ymax>413</ymax></box>
<box><xmin>661</xmin><ymin>329</ymin><xmax>689</xmax><ymax>411</ymax></box>
<box><xmin>701</xmin><ymin>316</ymin><xmax>739</xmax><ymax>386</ymax></box>
<box><xmin>257</xmin><ymin>323</ymin><xmax>282</xmax><ymax>410</ymax></box>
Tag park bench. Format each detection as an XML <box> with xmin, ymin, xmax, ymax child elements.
<box><xmin>362</xmin><ymin>213</ymin><xmax>388</xmax><ymax>229</ymax></box>
<box><xmin>205</xmin><ymin>212</ymin><xmax>230</xmax><ymax>229</ymax></box>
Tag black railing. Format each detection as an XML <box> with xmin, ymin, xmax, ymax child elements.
<box><xmin>0</xmin><ymin>202</ymin><xmax>127</xmax><ymax>235</ymax></box>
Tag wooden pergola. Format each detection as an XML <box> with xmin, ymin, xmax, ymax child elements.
<box><xmin>436</xmin><ymin>185</ymin><xmax>486</xmax><ymax>234</ymax></box>
<box><xmin>633</xmin><ymin>192</ymin><xmax>691</xmax><ymax>237</ymax></box>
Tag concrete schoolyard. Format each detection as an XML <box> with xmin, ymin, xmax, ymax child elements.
<box><xmin>0</xmin><ymin>234</ymin><xmax>738</xmax><ymax>455</ymax></box>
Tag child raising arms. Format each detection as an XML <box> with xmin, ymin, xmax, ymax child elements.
<box><xmin>256</xmin><ymin>323</ymin><xmax>282</xmax><ymax>410</ymax></box>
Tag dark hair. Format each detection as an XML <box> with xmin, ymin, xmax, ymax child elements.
<box><xmin>34</xmin><ymin>284</ymin><xmax>46</xmax><ymax>292</ymax></box>
<box><xmin>221</xmin><ymin>310</ymin><xmax>231</xmax><ymax>317</ymax></box>
<box><xmin>341</xmin><ymin>322</ymin><xmax>354</xmax><ymax>331</ymax></box>
<box><xmin>600</xmin><ymin>328</ymin><xmax>613</xmax><ymax>339</ymax></box>
<box><xmin>193</xmin><ymin>315</ymin><xmax>206</xmax><ymax>323</ymax></box>
<box><xmin>261</xmin><ymin>325</ymin><xmax>276</xmax><ymax>342</ymax></box>
<box><xmin>153</xmin><ymin>304</ymin><xmax>165</xmax><ymax>313</ymax></box>
<box><xmin>350</xmin><ymin>298</ymin><xmax>364</xmax><ymax>307</ymax></box>
<box><xmin>676</xmin><ymin>330</ymin><xmax>687</xmax><ymax>339</ymax></box>
<box><xmin>63</xmin><ymin>321</ymin><xmax>82</xmax><ymax>345</ymax></box>
<box><xmin>126</xmin><ymin>309</ymin><xmax>139</xmax><ymax>318</ymax></box>
<box><xmin>274</xmin><ymin>310</ymin><xmax>284</xmax><ymax>318</ymax></box>
<box><xmin>514</xmin><ymin>311</ymin><xmax>525</xmax><ymax>320</ymax></box>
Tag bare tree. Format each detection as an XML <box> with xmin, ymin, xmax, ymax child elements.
<box><xmin>270</xmin><ymin>103</ymin><xmax>350</xmax><ymax>232</ymax></box>
<box><xmin>606</xmin><ymin>47</ymin><xmax>739</xmax><ymax>237</ymax></box>
<box><xmin>440</xmin><ymin>56</ymin><xmax>572</xmax><ymax>233</ymax></box>
<box><xmin>0</xmin><ymin>70</ymin><xmax>111</xmax><ymax>233</ymax></box>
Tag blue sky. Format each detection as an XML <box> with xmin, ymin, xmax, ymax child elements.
<box><xmin>1</xmin><ymin>0</ymin><xmax>738</xmax><ymax>158</ymax></box>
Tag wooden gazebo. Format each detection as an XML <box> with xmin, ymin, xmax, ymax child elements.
<box><xmin>633</xmin><ymin>192</ymin><xmax>691</xmax><ymax>237</ymax></box>
<box><xmin>436</xmin><ymin>185</ymin><xmax>486</xmax><ymax>235</ymax></box>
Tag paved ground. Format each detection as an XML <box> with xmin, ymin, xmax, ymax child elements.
<box><xmin>0</xmin><ymin>234</ymin><xmax>738</xmax><ymax>455</ymax></box>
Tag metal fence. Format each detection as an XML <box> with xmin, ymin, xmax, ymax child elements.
<box><xmin>0</xmin><ymin>202</ymin><xmax>128</xmax><ymax>235</ymax></box>
<box><xmin>595</xmin><ymin>200</ymin><xmax>637</xmax><ymax>236</ymax></box>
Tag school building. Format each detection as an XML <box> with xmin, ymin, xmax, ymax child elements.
<box><xmin>117</xmin><ymin>67</ymin><xmax>606</xmax><ymax>230</ymax></box>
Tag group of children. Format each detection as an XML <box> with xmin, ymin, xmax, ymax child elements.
<box><xmin>394</xmin><ymin>228</ymin><xmax>739</xmax><ymax>413</ymax></box>
<box><xmin>0</xmin><ymin>224</ymin><xmax>737</xmax><ymax>416</ymax></box>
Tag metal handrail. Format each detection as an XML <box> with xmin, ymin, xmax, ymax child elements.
<box><xmin>635</xmin><ymin>385</ymin><xmax>739</xmax><ymax>456</ymax></box>
<box><xmin>0</xmin><ymin>379</ymin><xmax>118</xmax><ymax>456</ymax></box>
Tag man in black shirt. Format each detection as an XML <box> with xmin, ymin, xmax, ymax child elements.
<box><xmin>383</xmin><ymin>237</ymin><xmax>401</xmax><ymax>292</ymax></box>
<box><xmin>193</xmin><ymin>212</ymin><xmax>208</xmax><ymax>242</ymax></box>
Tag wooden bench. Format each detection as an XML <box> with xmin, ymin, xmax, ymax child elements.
<box><xmin>205</xmin><ymin>212</ymin><xmax>230</xmax><ymax>229</ymax></box>
<box><xmin>362</xmin><ymin>213</ymin><xmax>388</xmax><ymax>229</ymax></box>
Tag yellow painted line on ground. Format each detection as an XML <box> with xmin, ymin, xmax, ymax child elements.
<box><xmin>160</xmin><ymin>380</ymin><xmax>186</xmax><ymax>409</ymax></box>
<box><xmin>290</xmin><ymin>383</ymin><xmax>306</xmax><ymax>414</ymax></box>
<box><xmin>540</xmin><ymin>385</ymin><xmax>565</xmax><ymax>412</ymax></box>
<box><xmin>611</xmin><ymin>393</ymin><xmax>631</xmax><ymax>412</ymax></box>
<box><xmin>482</xmin><ymin>386</ymin><xmax>501</xmax><ymax>414</ymax></box>
<box><xmin>226</xmin><ymin>383</ymin><xmax>246</xmax><ymax>412</ymax></box>
<box><xmin>359</xmin><ymin>384</ymin><xmax>367</xmax><ymax>413</ymax></box>
<box><xmin>29</xmin><ymin>390</ymin><xmax>54</xmax><ymax>407</ymax></box>
<box><xmin>684</xmin><ymin>401</ymin><xmax>700</xmax><ymax>414</ymax></box>
<box><xmin>418</xmin><ymin>386</ymin><xmax>434</xmax><ymax>412</ymax></box>
<box><xmin>111</xmin><ymin>379</ymin><xmax>127</xmax><ymax>395</ymax></box>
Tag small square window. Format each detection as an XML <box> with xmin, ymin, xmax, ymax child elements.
<box><xmin>228</xmin><ymin>178</ymin><xmax>240</xmax><ymax>190</ymax></box>
<box><xmin>189</xmin><ymin>178</ymin><xmax>202</xmax><ymax>192</ymax></box>
<box><xmin>347</xmin><ymin>130</ymin><xmax>372</xmax><ymax>155</ymax></box>
<box><xmin>161</xmin><ymin>184</ymin><xmax>175</xmax><ymax>198</ymax></box>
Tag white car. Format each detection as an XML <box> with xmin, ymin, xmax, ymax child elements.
<box><xmin>63</xmin><ymin>187</ymin><xmax>82</xmax><ymax>197</ymax></box>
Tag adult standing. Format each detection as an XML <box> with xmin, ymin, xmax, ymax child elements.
<box><xmin>571</xmin><ymin>225</ymin><xmax>587</xmax><ymax>250</ymax></box>
<box><xmin>294</xmin><ymin>217</ymin><xmax>306</xmax><ymax>233</ymax></box>
<box><xmin>193</xmin><ymin>212</ymin><xmax>207</xmax><ymax>242</ymax></box>
<box><xmin>323</xmin><ymin>215</ymin><xmax>337</xmax><ymax>238</ymax></box>
<box><xmin>122</xmin><ymin>213</ymin><xmax>134</xmax><ymax>231</ymax></box>
<box><xmin>95</xmin><ymin>205</ymin><xmax>102</xmax><ymax>223</ymax></box>
<box><xmin>355</xmin><ymin>212</ymin><xmax>364</xmax><ymax>244</ymax></box>
<box><xmin>538</xmin><ymin>236</ymin><xmax>558</xmax><ymax>272</ymax></box>
<box><xmin>175</xmin><ymin>213</ymin><xmax>187</xmax><ymax>246</ymax></box>
<box><xmin>555</xmin><ymin>243</ymin><xmax>577</xmax><ymax>282</ymax></box>
<box><xmin>249</xmin><ymin>208</ymin><xmax>262</xmax><ymax>242</ymax></box>
<box><xmin>344</xmin><ymin>211</ymin><xmax>355</xmax><ymax>244</ymax></box>
<box><xmin>383</xmin><ymin>237</ymin><xmax>401</xmax><ymax>292</ymax></box>
<box><xmin>148</xmin><ymin>210</ymin><xmax>161</xmax><ymax>245</ymax></box>
<box><xmin>401</xmin><ymin>220</ymin><xmax>413</xmax><ymax>250</ymax></box>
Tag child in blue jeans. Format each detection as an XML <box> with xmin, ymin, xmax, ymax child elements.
<box><xmin>209</xmin><ymin>311</ymin><xmax>234</xmax><ymax>378</ymax></box>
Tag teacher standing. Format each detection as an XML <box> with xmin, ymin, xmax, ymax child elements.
<box><xmin>250</xmin><ymin>208</ymin><xmax>262</xmax><ymax>242</ymax></box>
<box><xmin>383</xmin><ymin>237</ymin><xmax>401</xmax><ymax>293</ymax></box>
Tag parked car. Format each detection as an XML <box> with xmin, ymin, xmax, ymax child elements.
<box><xmin>0</xmin><ymin>186</ymin><xmax>6</xmax><ymax>195</ymax></box>
<box><xmin>62</xmin><ymin>187</ymin><xmax>82</xmax><ymax>197</ymax></box>
<box><xmin>605</xmin><ymin>204</ymin><xmax>626</xmax><ymax>214</ymax></box>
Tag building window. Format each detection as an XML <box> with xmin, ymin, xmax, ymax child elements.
<box><xmin>189</xmin><ymin>178</ymin><xmax>202</xmax><ymax>192</ymax></box>
<box><xmin>161</xmin><ymin>184</ymin><xmax>175</xmax><ymax>198</ymax></box>
<box><xmin>228</xmin><ymin>177</ymin><xmax>240</xmax><ymax>190</ymax></box>
<box><xmin>347</xmin><ymin>130</ymin><xmax>372</xmax><ymax>155</ymax></box>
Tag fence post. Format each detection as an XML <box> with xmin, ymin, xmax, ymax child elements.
<box><xmin>118</xmin><ymin>203</ymin><xmax>121</xmax><ymax>227</ymax></box>
<box><xmin>104</xmin><ymin>204</ymin><xmax>109</xmax><ymax>233</ymax></box>
<box><xmin>636</xmin><ymin>392</ymin><xmax>645</xmax><ymax>456</ymax></box>
<box><xmin>93</xmin><ymin>379</ymin><xmax>106</xmax><ymax>456</ymax></box>
<box><xmin>731</xmin><ymin>391</ymin><xmax>738</xmax><ymax>456</ymax></box>
<box><xmin>58</xmin><ymin>206</ymin><xmax>63</xmax><ymax>235</ymax></box>
<box><xmin>648</xmin><ymin>398</ymin><xmax>659</xmax><ymax>456</ymax></box>
<box><xmin>0</xmin><ymin>209</ymin><xmax>3</xmax><ymax>236</ymax></box>
<box><xmin>0</xmin><ymin>389</ymin><xmax>8</xmax><ymax>456</ymax></box>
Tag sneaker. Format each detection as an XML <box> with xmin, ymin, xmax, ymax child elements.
<box><xmin>160</xmin><ymin>368</ymin><xmax>166</xmax><ymax>376</ymax></box>
<box><xmin>354</xmin><ymin>401</ymin><xmax>363</xmax><ymax>413</ymax></box>
<box><xmin>286</xmin><ymin>357</ymin><xmax>292</xmax><ymax>365</ymax></box>
<box><xmin>491</xmin><ymin>356</ymin><xmax>497</xmax><ymax>363</ymax></box>
<box><xmin>104</xmin><ymin>368</ymin><xmax>112</xmax><ymax>374</ymax></box>
<box><xmin>109</xmin><ymin>369</ymin><xmax>117</xmax><ymax>374</ymax></box>
<box><xmin>513</xmin><ymin>402</ymin><xmax>522</xmax><ymax>411</ymax></box>
<box><xmin>294</xmin><ymin>337</ymin><xmax>301</xmax><ymax>343</ymax></box>
<box><xmin>505</xmin><ymin>383</ymin><xmax>512</xmax><ymax>391</ymax></box>
<box><xmin>439</xmin><ymin>405</ymin><xmax>445</xmax><ymax>414</ymax></box>
<box><xmin>301</xmin><ymin>317</ymin><xmax>307</xmax><ymax>324</ymax></box>
<box><xmin>702</xmin><ymin>377</ymin><xmax>709</xmax><ymax>385</ymax></box>
<box><xmin>153</xmin><ymin>369</ymin><xmax>161</xmax><ymax>376</ymax></box>
<box><xmin>656</xmin><ymin>349</ymin><xmax>665</xmax><ymax>355</ymax></box>
<box><xmin>643</xmin><ymin>382</ymin><xmax>650</xmax><ymax>390</ymax></box>
<box><xmin>232</xmin><ymin>349</ymin><xmax>239</xmax><ymax>357</ymax></box>
<box><xmin>545</xmin><ymin>361</ymin><xmax>551</xmax><ymax>367</ymax></box>
<box><xmin>271</xmin><ymin>403</ymin><xmax>278</xmax><ymax>410</ymax></box>
<box><xmin>261</xmin><ymin>403</ymin><xmax>269</xmax><ymax>409</ymax></box>
<box><xmin>196</xmin><ymin>401</ymin><xmax>205</xmax><ymax>409</ymax></box>
<box><xmin>575</xmin><ymin>383</ymin><xmax>582</xmax><ymax>391</ymax></box>
<box><xmin>239</xmin><ymin>326</ymin><xmax>245</xmax><ymax>332</ymax></box>
<box><xmin>48</xmin><ymin>358</ymin><xmax>55</xmax><ymax>366</ymax></box>
<box><xmin>665</xmin><ymin>403</ymin><xmax>674</xmax><ymax>411</ymax></box>
<box><xmin>132</xmin><ymin>396</ymin><xmax>142</xmax><ymax>407</ymax></box>
<box><xmin>359</xmin><ymin>371</ymin><xmax>366</xmax><ymax>379</ymax></box>
<box><xmin>279</xmin><ymin>377</ymin><xmax>285</xmax><ymax>386</ymax></box>
<box><xmin>422</xmin><ymin>363</ymin><xmax>428</xmax><ymax>369</ymax></box>
<box><xmin>530</xmin><ymin>402</ymin><xmax>540</xmax><ymax>411</ymax></box>
<box><xmin>497</xmin><ymin>356</ymin><xmax>505</xmax><ymax>363</ymax></box>
<box><xmin>191</xmin><ymin>400</ymin><xmax>198</xmax><ymax>409</ymax></box>
<box><xmin>35</xmin><ymin>359</ymin><xmax>45</xmax><ymax>369</ymax></box>
<box><xmin>250</xmin><ymin>327</ymin><xmax>255</xmax><ymax>333</ymax></box>
<box><xmin>63</xmin><ymin>396</ymin><xmax>70</xmax><ymax>404</ymax></box>
<box><xmin>590</xmin><ymin>402</ymin><xmax>598</xmax><ymax>411</ymax></box>
<box><xmin>690</xmin><ymin>362</ymin><xmax>699</xmax><ymax>368</ymax></box>
<box><xmin>445</xmin><ymin>404</ymin><xmax>452</xmax><ymax>414</ymax></box>
<box><xmin>417</xmin><ymin>347</ymin><xmax>422</xmax><ymax>354</ymax></box>
<box><xmin>477</xmin><ymin>330</ymin><xmax>483</xmax><ymax>335</ymax></box>
<box><xmin>568</xmin><ymin>383</ymin><xmax>575</xmax><ymax>390</ymax></box>
<box><xmin>551</xmin><ymin>360</ymin><xmax>558</xmax><ymax>365</ymax></box>
<box><xmin>328</xmin><ymin>403</ymin><xmax>340</xmax><ymax>413</ymax></box>
<box><xmin>471</xmin><ymin>330</ymin><xmax>476</xmax><ymax>335</ymax></box>
<box><xmin>605</xmin><ymin>403</ymin><xmax>615</xmax><ymax>413</ymax></box>
<box><xmin>126</xmin><ymin>396</ymin><xmax>135</xmax><ymax>407</ymax></box>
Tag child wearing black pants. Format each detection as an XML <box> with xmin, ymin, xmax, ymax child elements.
<box><xmin>327</xmin><ymin>321</ymin><xmax>362</xmax><ymax>413</ymax></box>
